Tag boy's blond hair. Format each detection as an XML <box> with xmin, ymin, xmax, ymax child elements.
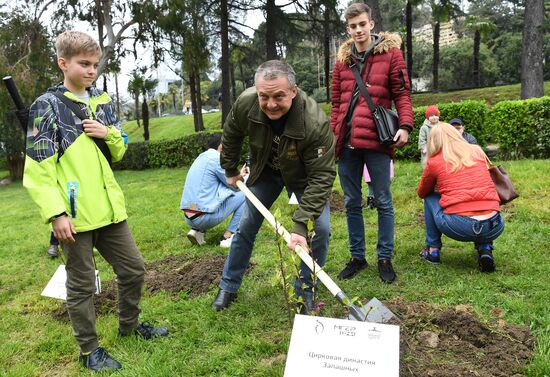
<box><xmin>55</xmin><ymin>30</ymin><xmax>101</xmax><ymax>59</ymax></box>
<box><xmin>427</xmin><ymin>122</ymin><xmax>485</xmax><ymax>172</ymax></box>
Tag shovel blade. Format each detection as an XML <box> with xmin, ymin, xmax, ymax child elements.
<box><xmin>348</xmin><ymin>297</ymin><xmax>396</xmax><ymax>323</ymax></box>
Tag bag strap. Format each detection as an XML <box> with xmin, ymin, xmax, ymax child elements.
<box><xmin>350</xmin><ymin>64</ymin><xmax>377</xmax><ymax>114</ymax></box>
<box><xmin>484</xmin><ymin>154</ymin><xmax>494</xmax><ymax>169</ymax></box>
<box><xmin>52</xmin><ymin>91</ymin><xmax>112</xmax><ymax>166</ymax></box>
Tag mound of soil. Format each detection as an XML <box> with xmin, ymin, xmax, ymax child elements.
<box><xmin>53</xmin><ymin>253</ymin><xmax>251</xmax><ymax>321</ymax></box>
<box><xmin>52</xmin><ymin>279</ymin><xmax>118</xmax><ymax>322</ymax></box>
<box><xmin>145</xmin><ymin>253</ymin><xmax>241</xmax><ymax>296</ymax></box>
<box><xmin>329</xmin><ymin>190</ymin><xmax>345</xmax><ymax>212</ymax></box>
<box><xmin>384</xmin><ymin>298</ymin><xmax>534</xmax><ymax>377</ymax></box>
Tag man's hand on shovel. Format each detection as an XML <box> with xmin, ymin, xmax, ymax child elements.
<box><xmin>287</xmin><ymin>233</ymin><xmax>308</xmax><ymax>252</ymax></box>
<box><xmin>226</xmin><ymin>164</ymin><xmax>250</xmax><ymax>189</ymax></box>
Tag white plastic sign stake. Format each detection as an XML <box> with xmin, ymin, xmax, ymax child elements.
<box><xmin>284</xmin><ymin>314</ymin><xmax>399</xmax><ymax>377</ymax></box>
<box><xmin>41</xmin><ymin>264</ymin><xmax>101</xmax><ymax>300</ymax></box>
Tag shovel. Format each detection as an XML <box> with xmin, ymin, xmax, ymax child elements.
<box><xmin>236</xmin><ymin>180</ymin><xmax>395</xmax><ymax>323</ymax></box>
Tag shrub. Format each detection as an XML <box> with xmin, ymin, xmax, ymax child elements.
<box><xmin>395</xmin><ymin>100</ymin><xmax>488</xmax><ymax>160</ymax></box>
<box><xmin>486</xmin><ymin>96</ymin><xmax>550</xmax><ymax>159</ymax></box>
<box><xmin>114</xmin><ymin>131</ymin><xmax>250</xmax><ymax>170</ymax></box>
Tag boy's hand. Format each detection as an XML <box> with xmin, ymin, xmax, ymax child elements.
<box><xmin>52</xmin><ymin>216</ymin><xmax>77</xmax><ymax>244</ymax></box>
<box><xmin>82</xmin><ymin>119</ymin><xmax>108</xmax><ymax>139</ymax></box>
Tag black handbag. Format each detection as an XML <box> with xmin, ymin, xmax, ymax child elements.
<box><xmin>351</xmin><ymin>64</ymin><xmax>399</xmax><ymax>146</ymax></box>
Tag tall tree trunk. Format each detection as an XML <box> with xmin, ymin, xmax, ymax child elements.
<box><xmin>406</xmin><ymin>0</ymin><xmax>413</xmax><ymax>88</ymax></box>
<box><xmin>265</xmin><ymin>0</ymin><xmax>278</xmax><ymax>60</ymax></box>
<box><xmin>189</xmin><ymin>67</ymin><xmax>204</xmax><ymax>132</ymax></box>
<box><xmin>230</xmin><ymin>62</ymin><xmax>237</xmax><ymax>103</ymax></box>
<box><xmin>114</xmin><ymin>72</ymin><xmax>121</xmax><ymax>120</ymax></box>
<box><xmin>323</xmin><ymin>5</ymin><xmax>331</xmax><ymax>103</ymax></box>
<box><xmin>364</xmin><ymin>0</ymin><xmax>384</xmax><ymax>33</ymax></box>
<box><xmin>172</xmin><ymin>92</ymin><xmax>177</xmax><ymax>112</ymax></box>
<box><xmin>520</xmin><ymin>0</ymin><xmax>544</xmax><ymax>99</ymax></box>
<box><xmin>220</xmin><ymin>0</ymin><xmax>231</xmax><ymax>125</ymax></box>
<box><xmin>189</xmin><ymin>69</ymin><xmax>200</xmax><ymax>132</ymax></box>
<box><xmin>432</xmin><ymin>22</ymin><xmax>440</xmax><ymax>91</ymax></box>
<box><xmin>473</xmin><ymin>30</ymin><xmax>481</xmax><ymax>87</ymax></box>
<box><xmin>134</xmin><ymin>93</ymin><xmax>141</xmax><ymax>128</ymax></box>
<box><xmin>194</xmin><ymin>68</ymin><xmax>204</xmax><ymax>131</ymax></box>
<box><xmin>7</xmin><ymin>154</ymin><xmax>24</xmax><ymax>181</ymax></box>
<box><xmin>103</xmin><ymin>75</ymin><xmax>108</xmax><ymax>92</ymax></box>
<box><xmin>142</xmin><ymin>98</ymin><xmax>149</xmax><ymax>141</ymax></box>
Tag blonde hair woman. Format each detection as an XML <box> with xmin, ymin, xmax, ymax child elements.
<box><xmin>417</xmin><ymin>123</ymin><xmax>504</xmax><ymax>272</ymax></box>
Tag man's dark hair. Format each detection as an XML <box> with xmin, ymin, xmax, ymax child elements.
<box><xmin>344</xmin><ymin>3</ymin><xmax>372</xmax><ymax>21</ymax></box>
<box><xmin>207</xmin><ymin>133</ymin><xmax>222</xmax><ymax>150</ymax></box>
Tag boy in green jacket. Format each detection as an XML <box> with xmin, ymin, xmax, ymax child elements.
<box><xmin>23</xmin><ymin>30</ymin><xmax>167</xmax><ymax>372</ymax></box>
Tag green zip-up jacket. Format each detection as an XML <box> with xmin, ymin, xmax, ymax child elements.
<box><xmin>23</xmin><ymin>84</ymin><xmax>128</xmax><ymax>232</ymax></box>
<box><xmin>221</xmin><ymin>87</ymin><xmax>336</xmax><ymax>237</ymax></box>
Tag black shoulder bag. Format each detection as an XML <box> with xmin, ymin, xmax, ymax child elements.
<box><xmin>52</xmin><ymin>92</ymin><xmax>112</xmax><ymax>166</ymax></box>
<box><xmin>350</xmin><ymin>64</ymin><xmax>399</xmax><ymax>146</ymax></box>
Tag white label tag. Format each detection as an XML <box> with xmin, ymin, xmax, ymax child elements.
<box><xmin>284</xmin><ymin>314</ymin><xmax>400</xmax><ymax>377</ymax></box>
<box><xmin>41</xmin><ymin>264</ymin><xmax>101</xmax><ymax>300</ymax></box>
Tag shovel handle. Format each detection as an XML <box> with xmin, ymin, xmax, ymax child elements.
<box><xmin>236</xmin><ymin>180</ymin><xmax>342</xmax><ymax>297</ymax></box>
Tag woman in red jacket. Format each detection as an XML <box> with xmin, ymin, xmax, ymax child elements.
<box><xmin>417</xmin><ymin>123</ymin><xmax>504</xmax><ymax>272</ymax></box>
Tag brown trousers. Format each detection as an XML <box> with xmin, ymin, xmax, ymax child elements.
<box><xmin>61</xmin><ymin>221</ymin><xmax>145</xmax><ymax>353</ymax></box>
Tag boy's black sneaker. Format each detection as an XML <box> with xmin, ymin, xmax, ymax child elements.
<box><xmin>337</xmin><ymin>258</ymin><xmax>368</xmax><ymax>280</ymax></box>
<box><xmin>79</xmin><ymin>347</ymin><xmax>121</xmax><ymax>372</ymax></box>
<box><xmin>119</xmin><ymin>322</ymin><xmax>169</xmax><ymax>339</ymax></box>
<box><xmin>378</xmin><ymin>259</ymin><xmax>396</xmax><ymax>284</ymax></box>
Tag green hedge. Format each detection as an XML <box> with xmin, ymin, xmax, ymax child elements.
<box><xmin>396</xmin><ymin>100</ymin><xmax>488</xmax><ymax>160</ymax></box>
<box><xmin>114</xmin><ymin>96</ymin><xmax>550</xmax><ymax>170</ymax></box>
<box><xmin>113</xmin><ymin>131</ymin><xmax>249</xmax><ymax>170</ymax></box>
<box><xmin>486</xmin><ymin>96</ymin><xmax>550</xmax><ymax>159</ymax></box>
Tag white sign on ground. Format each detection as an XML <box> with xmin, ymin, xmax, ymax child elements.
<box><xmin>284</xmin><ymin>314</ymin><xmax>399</xmax><ymax>377</ymax></box>
<box><xmin>41</xmin><ymin>264</ymin><xmax>101</xmax><ymax>300</ymax></box>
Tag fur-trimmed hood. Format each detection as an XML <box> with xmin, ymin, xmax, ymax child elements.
<box><xmin>337</xmin><ymin>32</ymin><xmax>403</xmax><ymax>64</ymax></box>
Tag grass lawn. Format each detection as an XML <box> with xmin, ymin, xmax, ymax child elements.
<box><xmin>412</xmin><ymin>81</ymin><xmax>550</xmax><ymax>107</ymax></box>
<box><xmin>1</xmin><ymin>160</ymin><xmax>549</xmax><ymax>376</ymax></box>
<box><xmin>122</xmin><ymin>112</ymin><xmax>222</xmax><ymax>142</ymax></box>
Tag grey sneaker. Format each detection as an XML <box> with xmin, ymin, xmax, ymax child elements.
<box><xmin>47</xmin><ymin>244</ymin><xmax>59</xmax><ymax>258</ymax></box>
<box><xmin>79</xmin><ymin>347</ymin><xmax>121</xmax><ymax>372</ymax></box>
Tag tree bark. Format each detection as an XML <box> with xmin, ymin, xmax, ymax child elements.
<box><xmin>220</xmin><ymin>0</ymin><xmax>231</xmax><ymax>125</ymax></box>
<box><xmin>364</xmin><ymin>0</ymin><xmax>384</xmax><ymax>33</ymax></box>
<box><xmin>114</xmin><ymin>72</ymin><xmax>121</xmax><ymax>120</ymax></box>
<box><xmin>230</xmin><ymin>62</ymin><xmax>237</xmax><ymax>104</ymax></box>
<box><xmin>520</xmin><ymin>0</ymin><xmax>544</xmax><ymax>99</ymax></box>
<box><xmin>406</xmin><ymin>0</ymin><xmax>413</xmax><ymax>88</ymax></box>
<box><xmin>432</xmin><ymin>21</ymin><xmax>440</xmax><ymax>91</ymax></box>
<box><xmin>142</xmin><ymin>98</ymin><xmax>149</xmax><ymax>141</ymax></box>
<box><xmin>7</xmin><ymin>154</ymin><xmax>24</xmax><ymax>181</ymax></box>
<box><xmin>265</xmin><ymin>0</ymin><xmax>278</xmax><ymax>60</ymax></box>
<box><xmin>473</xmin><ymin>30</ymin><xmax>481</xmax><ymax>87</ymax></box>
<box><xmin>323</xmin><ymin>5</ymin><xmax>331</xmax><ymax>103</ymax></box>
<box><xmin>134</xmin><ymin>93</ymin><xmax>141</xmax><ymax>128</ymax></box>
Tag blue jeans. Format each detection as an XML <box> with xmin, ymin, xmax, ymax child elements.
<box><xmin>219</xmin><ymin>168</ymin><xmax>330</xmax><ymax>297</ymax></box>
<box><xmin>338</xmin><ymin>148</ymin><xmax>394</xmax><ymax>260</ymax></box>
<box><xmin>423</xmin><ymin>192</ymin><xmax>505</xmax><ymax>250</ymax></box>
<box><xmin>185</xmin><ymin>191</ymin><xmax>246</xmax><ymax>234</ymax></box>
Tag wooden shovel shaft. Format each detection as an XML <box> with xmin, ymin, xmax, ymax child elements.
<box><xmin>236</xmin><ymin>180</ymin><xmax>342</xmax><ymax>297</ymax></box>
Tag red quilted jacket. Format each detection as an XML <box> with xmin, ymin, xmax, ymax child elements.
<box><xmin>330</xmin><ymin>33</ymin><xmax>414</xmax><ymax>157</ymax></box>
<box><xmin>417</xmin><ymin>153</ymin><xmax>500</xmax><ymax>214</ymax></box>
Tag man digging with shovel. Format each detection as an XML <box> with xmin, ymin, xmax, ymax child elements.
<box><xmin>212</xmin><ymin>60</ymin><xmax>336</xmax><ymax>314</ymax></box>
